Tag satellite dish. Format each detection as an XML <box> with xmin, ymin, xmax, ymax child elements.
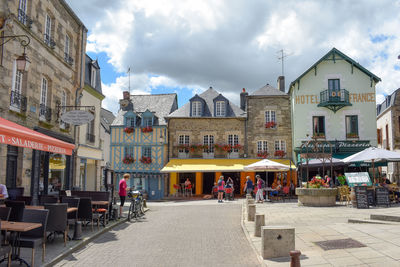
<box><xmin>61</xmin><ymin>110</ymin><xmax>94</xmax><ymax>125</ymax></box>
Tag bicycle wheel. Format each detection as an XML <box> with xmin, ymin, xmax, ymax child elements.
<box><xmin>128</xmin><ymin>200</ymin><xmax>134</xmax><ymax>222</ymax></box>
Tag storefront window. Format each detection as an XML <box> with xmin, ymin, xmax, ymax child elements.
<box><xmin>40</xmin><ymin>153</ymin><xmax>67</xmax><ymax>195</ymax></box>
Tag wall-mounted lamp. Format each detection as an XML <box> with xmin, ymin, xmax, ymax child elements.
<box><xmin>0</xmin><ymin>31</ymin><xmax>31</xmax><ymax>71</ymax></box>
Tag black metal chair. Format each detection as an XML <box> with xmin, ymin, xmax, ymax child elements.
<box><xmin>39</xmin><ymin>196</ymin><xmax>58</xmax><ymax>205</ymax></box>
<box><xmin>44</xmin><ymin>204</ymin><xmax>68</xmax><ymax>246</ymax></box>
<box><xmin>19</xmin><ymin>209</ymin><xmax>49</xmax><ymax>267</ymax></box>
<box><xmin>0</xmin><ymin>221</ymin><xmax>11</xmax><ymax>267</ymax></box>
<box><xmin>15</xmin><ymin>196</ymin><xmax>33</xmax><ymax>205</ymax></box>
<box><xmin>4</xmin><ymin>200</ymin><xmax>25</xmax><ymax>222</ymax></box>
<box><xmin>0</xmin><ymin>207</ymin><xmax>11</xmax><ymax>221</ymax></box>
<box><xmin>61</xmin><ymin>197</ymin><xmax>80</xmax><ymax>224</ymax></box>
<box><xmin>7</xmin><ymin>187</ymin><xmax>24</xmax><ymax>200</ymax></box>
<box><xmin>77</xmin><ymin>197</ymin><xmax>97</xmax><ymax>231</ymax></box>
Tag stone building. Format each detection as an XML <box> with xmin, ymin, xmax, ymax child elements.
<box><xmin>75</xmin><ymin>54</ymin><xmax>104</xmax><ymax>191</ymax></box>
<box><xmin>0</xmin><ymin>0</ymin><xmax>86</xmax><ymax>199</ymax></box>
<box><xmin>376</xmin><ymin>88</ymin><xmax>400</xmax><ymax>183</ymax></box>
<box><xmin>110</xmin><ymin>92</ymin><xmax>178</xmax><ymax>200</ymax></box>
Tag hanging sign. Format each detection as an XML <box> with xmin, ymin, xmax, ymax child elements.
<box><xmin>61</xmin><ymin>110</ymin><xmax>94</xmax><ymax>125</ymax></box>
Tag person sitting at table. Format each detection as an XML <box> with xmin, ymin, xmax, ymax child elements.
<box><xmin>325</xmin><ymin>175</ymin><xmax>334</xmax><ymax>188</ymax></box>
<box><xmin>382</xmin><ymin>178</ymin><xmax>400</xmax><ymax>202</ymax></box>
<box><xmin>383</xmin><ymin>176</ymin><xmax>391</xmax><ymax>185</ymax></box>
<box><xmin>0</xmin><ymin>184</ymin><xmax>8</xmax><ymax>199</ymax></box>
<box><xmin>270</xmin><ymin>180</ymin><xmax>282</xmax><ymax>198</ymax></box>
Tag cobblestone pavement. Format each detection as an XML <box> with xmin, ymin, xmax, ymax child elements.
<box><xmin>243</xmin><ymin>199</ymin><xmax>400</xmax><ymax>267</ymax></box>
<box><xmin>56</xmin><ymin>200</ymin><xmax>261</xmax><ymax>267</ymax></box>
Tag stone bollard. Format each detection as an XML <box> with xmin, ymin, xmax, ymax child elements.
<box><xmin>261</xmin><ymin>226</ymin><xmax>295</xmax><ymax>259</ymax></box>
<box><xmin>290</xmin><ymin>250</ymin><xmax>301</xmax><ymax>267</ymax></box>
<box><xmin>254</xmin><ymin>213</ymin><xmax>265</xmax><ymax>237</ymax></box>
<box><xmin>247</xmin><ymin>204</ymin><xmax>256</xmax><ymax>221</ymax></box>
<box><xmin>247</xmin><ymin>198</ymin><xmax>255</xmax><ymax>210</ymax></box>
<box><xmin>246</xmin><ymin>194</ymin><xmax>252</xmax><ymax>199</ymax></box>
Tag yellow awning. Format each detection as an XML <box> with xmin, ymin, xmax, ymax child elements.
<box><xmin>161</xmin><ymin>158</ymin><xmax>296</xmax><ymax>173</ymax></box>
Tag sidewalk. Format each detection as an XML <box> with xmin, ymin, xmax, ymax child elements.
<box><xmin>241</xmin><ymin>199</ymin><xmax>400</xmax><ymax>266</ymax></box>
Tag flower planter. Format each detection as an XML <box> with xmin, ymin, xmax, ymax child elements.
<box><xmin>296</xmin><ymin>188</ymin><xmax>338</xmax><ymax>207</ymax></box>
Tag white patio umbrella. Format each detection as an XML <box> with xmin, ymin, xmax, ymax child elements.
<box><xmin>342</xmin><ymin>147</ymin><xmax>400</xmax><ymax>181</ymax></box>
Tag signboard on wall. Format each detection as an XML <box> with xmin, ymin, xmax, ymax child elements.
<box><xmin>61</xmin><ymin>110</ymin><xmax>94</xmax><ymax>125</ymax></box>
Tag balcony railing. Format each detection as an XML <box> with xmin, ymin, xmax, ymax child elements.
<box><xmin>64</xmin><ymin>53</ymin><xmax>74</xmax><ymax>65</ymax></box>
<box><xmin>86</xmin><ymin>133</ymin><xmax>95</xmax><ymax>143</ymax></box>
<box><xmin>17</xmin><ymin>9</ymin><xmax>33</xmax><ymax>28</ymax></box>
<box><xmin>39</xmin><ymin>103</ymin><xmax>52</xmax><ymax>122</ymax></box>
<box><xmin>9</xmin><ymin>90</ymin><xmax>27</xmax><ymax>112</ymax></box>
<box><xmin>44</xmin><ymin>34</ymin><xmax>56</xmax><ymax>49</ymax></box>
<box><xmin>318</xmin><ymin>89</ymin><xmax>352</xmax><ymax>113</ymax></box>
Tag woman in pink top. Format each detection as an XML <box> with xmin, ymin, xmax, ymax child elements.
<box><xmin>217</xmin><ymin>176</ymin><xmax>225</xmax><ymax>203</ymax></box>
<box><xmin>119</xmin><ymin>173</ymin><xmax>130</xmax><ymax>218</ymax></box>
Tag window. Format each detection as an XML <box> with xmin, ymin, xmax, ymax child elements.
<box><xmin>44</xmin><ymin>14</ymin><xmax>52</xmax><ymax>45</ymax></box>
<box><xmin>265</xmin><ymin>110</ymin><xmax>276</xmax><ymax>128</ymax></box>
<box><xmin>377</xmin><ymin>129</ymin><xmax>382</xmax><ymax>145</ymax></box>
<box><xmin>14</xmin><ymin>70</ymin><xmax>23</xmax><ymax>95</ymax></box>
<box><xmin>386</xmin><ymin>124</ymin><xmax>389</xmax><ymax>149</ymax></box>
<box><xmin>203</xmin><ymin>135</ymin><xmax>214</xmax><ymax>153</ymax></box>
<box><xmin>124</xmin><ymin>146</ymin><xmax>134</xmax><ymax>157</ymax></box>
<box><xmin>192</xmin><ymin>101</ymin><xmax>202</xmax><ymax>117</ymax></box>
<box><xmin>60</xmin><ymin>90</ymin><xmax>67</xmax><ymax>129</ymax></box>
<box><xmin>178</xmin><ymin>135</ymin><xmax>190</xmax><ymax>153</ymax></box>
<box><xmin>91</xmin><ymin>67</ymin><xmax>96</xmax><ymax>88</ymax></box>
<box><xmin>228</xmin><ymin>134</ymin><xmax>239</xmax><ymax>152</ymax></box>
<box><xmin>143</xmin><ymin>117</ymin><xmax>152</xmax><ymax>127</ymax></box>
<box><xmin>143</xmin><ymin>146</ymin><xmax>152</xmax><ymax>158</ymax></box>
<box><xmin>257</xmin><ymin>141</ymin><xmax>268</xmax><ymax>153</ymax></box>
<box><xmin>40</xmin><ymin>78</ymin><xmax>48</xmax><ymax>106</ymax></box>
<box><xmin>86</xmin><ymin>112</ymin><xmax>95</xmax><ymax>142</ymax></box>
<box><xmin>10</xmin><ymin>61</ymin><xmax>24</xmax><ymax>110</ymax></box>
<box><xmin>18</xmin><ymin>0</ymin><xmax>27</xmax><ymax>24</ymax></box>
<box><xmin>274</xmin><ymin>140</ymin><xmax>286</xmax><ymax>152</ymax></box>
<box><xmin>345</xmin><ymin>115</ymin><xmax>358</xmax><ymax>137</ymax></box>
<box><xmin>312</xmin><ymin>116</ymin><xmax>325</xmax><ymax>136</ymax></box>
<box><xmin>126</xmin><ymin>117</ymin><xmax>135</xmax><ymax>127</ymax></box>
<box><xmin>216</xmin><ymin>101</ymin><xmax>225</xmax><ymax>117</ymax></box>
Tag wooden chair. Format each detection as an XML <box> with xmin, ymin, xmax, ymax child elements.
<box><xmin>338</xmin><ymin>186</ymin><xmax>351</xmax><ymax>205</ymax></box>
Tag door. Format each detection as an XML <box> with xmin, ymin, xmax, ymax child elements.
<box><xmin>6</xmin><ymin>145</ymin><xmax>18</xmax><ymax>188</ymax></box>
<box><xmin>202</xmin><ymin>172</ymin><xmax>215</xmax><ymax>194</ymax></box>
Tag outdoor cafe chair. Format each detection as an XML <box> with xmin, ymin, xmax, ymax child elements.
<box><xmin>338</xmin><ymin>186</ymin><xmax>351</xmax><ymax>205</ymax></box>
<box><xmin>7</xmin><ymin>188</ymin><xmax>24</xmax><ymax>201</ymax></box>
<box><xmin>0</xmin><ymin>207</ymin><xmax>11</xmax><ymax>221</ymax></box>
<box><xmin>0</xmin><ymin>221</ymin><xmax>11</xmax><ymax>267</ymax></box>
<box><xmin>77</xmin><ymin>197</ymin><xmax>97</xmax><ymax>231</ymax></box>
<box><xmin>19</xmin><ymin>209</ymin><xmax>49</xmax><ymax>267</ymax></box>
<box><xmin>61</xmin><ymin>198</ymin><xmax>80</xmax><ymax>225</ymax></box>
<box><xmin>15</xmin><ymin>196</ymin><xmax>33</xmax><ymax>205</ymax></box>
<box><xmin>5</xmin><ymin>200</ymin><xmax>25</xmax><ymax>222</ymax></box>
<box><xmin>39</xmin><ymin>196</ymin><xmax>58</xmax><ymax>205</ymax></box>
<box><xmin>44</xmin><ymin>203</ymin><xmax>68</xmax><ymax>246</ymax></box>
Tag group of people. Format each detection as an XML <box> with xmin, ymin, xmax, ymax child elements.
<box><xmin>214</xmin><ymin>176</ymin><xmax>234</xmax><ymax>203</ymax></box>
<box><xmin>243</xmin><ymin>175</ymin><xmax>286</xmax><ymax>203</ymax></box>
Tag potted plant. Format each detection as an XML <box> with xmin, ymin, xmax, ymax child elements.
<box><xmin>141</xmin><ymin>126</ymin><xmax>153</xmax><ymax>133</ymax></box>
<box><xmin>123</xmin><ymin>127</ymin><xmax>134</xmax><ymax>134</ymax></box>
<box><xmin>257</xmin><ymin>151</ymin><xmax>269</xmax><ymax>158</ymax></box>
<box><xmin>122</xmin><ymin>155</ymin><xmax>135</xmax><ymax>164</ymax></box>
<box><xmin>140</xmin><ymin>156</ymin><xmax>152</xmax><ymax>164</ymax></box>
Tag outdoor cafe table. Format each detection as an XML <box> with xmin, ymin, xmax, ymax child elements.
<box><xmin>0</xmin><ymin>205</ymin><xmax>78</xmax><ymax>213</ymax></box>
<box><xmin>0</xmin><ymin>220</ymin><xmax>42</xmax><ymax>266</ymax></box>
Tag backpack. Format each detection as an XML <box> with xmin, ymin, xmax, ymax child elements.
<box><xmin>218</xmin><ymin>180</ymin><xmax>223</xmax><ymax>186</ymax></box>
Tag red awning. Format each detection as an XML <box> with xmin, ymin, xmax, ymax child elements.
<box><xmin>0</xmin><ymin>117</ymin><xmax>74</xmax><ymax>155</ymax></box>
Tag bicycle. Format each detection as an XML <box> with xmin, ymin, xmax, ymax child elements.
<box><xmin>127</xmin><ymin>189</ymin><xmax>145</xmax><ymax>222</ymax></box>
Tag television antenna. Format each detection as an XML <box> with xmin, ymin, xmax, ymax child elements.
<box><xmin>277</xmin><ymin>49</ymin><xmax>292</xmax><ymax>76</ymax></box>
<box><xmin>127</xmin><ymin>67</ymin><xmax>131</xmax><ymax>93</ymax></box>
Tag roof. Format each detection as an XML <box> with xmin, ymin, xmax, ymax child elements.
<box><xmin>289</xmin><ymin>48</ymin><xmax>381</xmax><ymax>93</ymax></box>
<box><xmin>100</xmin><ymin>108</ymin><xmax>116</xmax><ymax>133</ymax></box>
<box><xmin>376</xmin><ymin>88</ymin><xmax>400</xmax><ymax>117</ymax></box>
<box><xmin>167</xmin><ymin>87</ymin><xmax>246</xmax><ymax>118</ymax></box>
<box><xmin>250</xmin><ymin>84</ymin><xmax>287</xmax><ymax>96</ymax></box>
<box><xmin>111</xmin><ymin>94</ymin><xmax>178</xmax><ymax>126</ymax></box>
<box><xmin>84</xmin><ymin>54</ymin><xmax>102</xmax><ymax>94</ymax></box>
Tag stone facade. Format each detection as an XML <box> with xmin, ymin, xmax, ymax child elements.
<box><xmin>246</xmin><ymin>95</ymin><xmax>292</xmax><ymax>159</ymax></box>
<box><xmin>0</xmin><ymin>0</ymin><xmax>86</xmax><ymax>194</ymax></box>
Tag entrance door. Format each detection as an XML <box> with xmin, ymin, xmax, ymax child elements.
<box><xmin>6</xmin><ymin>145</ymin><xmax>18</xmax><ymax>188</ymax></box>
<box><xmin>222</xmin><ymin>172</ymin><xmax>241</xmax><ymax>194</ymax></box>
<box><xmin>203</xmin><ymin>172</ymin><xmax>215</xmax><ymax>194</ymax></box>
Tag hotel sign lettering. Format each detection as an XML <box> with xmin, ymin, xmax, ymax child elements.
<box><xmin>295</xmin><ymin>93</ymin><xmax>375</xmax><ymax>104</ymax></box>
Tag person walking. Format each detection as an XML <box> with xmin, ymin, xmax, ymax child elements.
<box><xmin>119</xmin><ymin>173</ymin><xmax>130</xmax><ymax>218</ymax></box>
<box><xmin>217</xmin><ymin>176</ymin><xmax>225</xmax><ymax>203</ymax></box>
<box><xmin>243</xmin><ymin>176</ymin><xmax>254</xmax><ymax>196</ymax></box>
<box><xmin>255</xmin><ymin>175</ymin><xmax>264</xmax><ymax>203</ymax></box>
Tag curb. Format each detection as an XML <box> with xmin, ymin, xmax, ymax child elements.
<box><xmin>45</xmin><ymin>208</ymin><xmax>150</xmax><ymax>267</ymax></box>
<box><xmin>239</xmin><ymin>200</ymin><xmax>266</xmax><ymax>267</ymax></box>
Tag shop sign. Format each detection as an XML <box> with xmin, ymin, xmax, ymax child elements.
<box><xmin>297</xmin><ymin>140</ymin><xmax>370</xmax><ymax>153</ymax></box>
<box><xmin>344</xmin><ymin>172</ymin><xmax>372</xmax><ymax>187</ymax></box>
<box><xmin>61</xmin><ymin>110</ymin><xmax>94</xmax><ymax>125</ymax></box>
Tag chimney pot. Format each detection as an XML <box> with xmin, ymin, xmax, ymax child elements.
<box><xmin>123</xmin><ymin>91</ymin><xmax>130</xmax><ymax>100</ymax></box>
<box><xmin>240</xmin><ymin>88</ymin><xmax>248</xmax><ymax>111</ymax></box>
<box><xmin>277</xmin><ymin>76</ymin><xmax>285</xmax><ymax>93</ymax></box>
<box><xmin>242</xmin><ymin>88</ymin><xmax>246</xmax><ymax>92</ymax></box>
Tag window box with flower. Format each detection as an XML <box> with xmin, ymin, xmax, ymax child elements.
<box><xmin>123</xmin><ymin>127</ymin><xmax>134</xmax><ymax>134</ymax></box>
<box><xmin>346</xmin><ymin>133</ymin><xmax>359</xmax><ymax>139</ymax></box>
<box><xmin>265</xmin><ymin>121</ymin><xmax>277</xmax><ymax>129</ymax></box>
<box><xmin>141</xmin><ymin>126</ymin><xmax>153</xmax><ymax>133</ymax></box>
<box><xmin>274</xmin><ymin>150</ymin><xmax>286</xmax><ymax>158</ymax></box>
<box><xmin>122</xmin><ymin>155</ymin><xmax>135</xmax><ymax>164</ymax></box>
<box><xmin>257</xmin><ymin>151</ymin><xmax>269</xmax><ymax>158</ymax></box>
<box><xmin>313</xmin><ymin>132</ymin><xmax>326</xmax><ymax>139</ymax></box>
<box><xmin>140</xmin><ymin>156</ymin><xmax>152</xmax><ymax>164</ymax></box>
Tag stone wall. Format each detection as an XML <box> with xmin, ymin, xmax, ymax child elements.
<box><xmin>246</xmin><ymin>95</ymin><xmax>292</xmax><ymax>158</ymax></box>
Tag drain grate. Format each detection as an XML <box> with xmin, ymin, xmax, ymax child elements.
<box><xmin>315</xmin><ymin>238</ymin><xmax>366</xmax><ymax>250</ymax></box>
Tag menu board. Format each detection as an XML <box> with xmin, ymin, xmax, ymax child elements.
<box><xmin>354</xmin><ymin>186</ymin><xmax>369</xmax><ymax>209</ymax></box>
<box><xmin>366</xmin><ymin>189</ymin><xmax>375</xmax><ymax>206</ymax></box>
<box><xmin>344</xmin><ymin>172</ymin><xmax>372</xmax><ymax>187</ymax></box>
<box><xmin>375</xmin><ymin>187</ymin><xmax>390</xmax><ymax>207</ymax></box>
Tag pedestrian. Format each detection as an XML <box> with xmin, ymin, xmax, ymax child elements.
<box><xmin>217</xmin><ymin>176</ymin><xmax>225</xmax><ymax>203</ymax></box>
<box><xmin>119</xmin><ymin>173</ymin><xmax>130</xmax><ymax>218</ymax></box>
<box><xmin>255</xmin><ymin>175</ymin><xmax>264</xmax><ymax>203</ymax></box>
<box><xmin>243</xmin><ymin>176</ymin><xmax>254</xmax><ymax>196</ymax></box>
<box><xmin>0</xmin><ymin>183</ymin><xmax>8</xmax><ymax>199</ymax></box>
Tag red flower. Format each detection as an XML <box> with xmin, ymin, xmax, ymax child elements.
<box><xmin>122</xmin><ymin>155</ymin><xmax>135</xmax><ymax>164</ymax></box>
<box><xmin>257</xmin><ymin>151</ymin><xmax>269</xmax><ymax>158</ymax></box>
<box><xmin>265</xmin><ymin>121</ymin><xmax>277</xmax><ymax>128</ymax></box>
<box><xmin>124</xmin><ymin>127</ymin><xmax>134</xmax><ymax>134</ymax></box>
<box><xmin>140</xmin><ymin>156</ymin><xmax>152</xmax><ymax>164</ymax></box>
<box><xmin>274</xmin><ymin>150</ymin><xmax>286</xmax><ymax>158</ymax></box>
<box><xmin>141</xmin><ymin>126</ymin><xmax>153</xmax><ymax>133</ymax></box>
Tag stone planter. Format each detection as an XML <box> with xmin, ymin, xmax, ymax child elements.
<box><xmin>296</xmin><ymin>188</ymin><xmax>338</xmax><ymax>207</ymax></box>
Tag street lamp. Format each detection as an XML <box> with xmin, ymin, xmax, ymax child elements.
<box><xmin>0</xmin><ymin>34</ymin><xmax>31</xmax><ymax>71</ymax></box>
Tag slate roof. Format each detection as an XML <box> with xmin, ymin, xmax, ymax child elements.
<box><xmin>84</xmin><ymin>54</ymin><xmax>102</xmax><ymax>94</ymax></box>
<box><xmin>167</xmin><ymin>87</ymin><xmax>246</xmax><ymax>118</ymax></box>
<box><xmin>111</xmin><ymin>94</ymin><xmax>178</xmax><ymax>126</ymax></box>
<box><xmin>251</xmin><ymin>84</ymin><xmax>287</xmax><ymax>96</ymax></box>
<box><xmin>100</xmin><ymin>108</ymin><xmax>115</xmax><ymax>133</ymax></box>
<box><xmin>376</xmin><ymin>88</ymin><xmax>400</xmax><ymax>117</ymax></box>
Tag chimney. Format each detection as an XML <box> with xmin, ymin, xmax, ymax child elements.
<box><xmin>277</xmin><ymin>76</ymin><xmax>285</xmax><ymax>93</ymax></box>
<box><xmin>240</xmin><ymin>88</ymin><xmax>248</xmax><ymax>111</ymax></box>
<box><xmin>123</xmin><ymin>91</ymin><xmax>130</xmax><ymax>100</ymax></box>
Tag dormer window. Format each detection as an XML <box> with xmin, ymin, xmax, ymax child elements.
<box><xmin>126</xmin><ymin>117</ymin><xmax>135</xmax><ymax>127</ymax></box>
<box><xmin>91</xmin><ymin>66</ymin><xmax>96</xmax><ymax>88</ymax></box>
<box><xmin>143</xmin><ymin>117</ymin><xmax>153</xmax><ymax>127</ymax></box>
<box><xmin>192</xmin><ymin>101</ymin><xmax>202</xmax><ymax>117</ymax></box>
<box><xmin>216</xmin><ymin>101</ymin><xmax>226</xmax><ymax>117</ymax></box>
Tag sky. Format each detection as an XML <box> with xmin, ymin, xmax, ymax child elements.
<box><xmin>66</xmin><ymin>0</ymin><xmax>400</xmax><ymax>115</ymax></box>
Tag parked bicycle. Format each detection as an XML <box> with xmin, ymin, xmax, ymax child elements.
<box><xmin>127</xmin><ymin>189</ymin><xmax>145</xmax><ymax>222</ymax></box>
